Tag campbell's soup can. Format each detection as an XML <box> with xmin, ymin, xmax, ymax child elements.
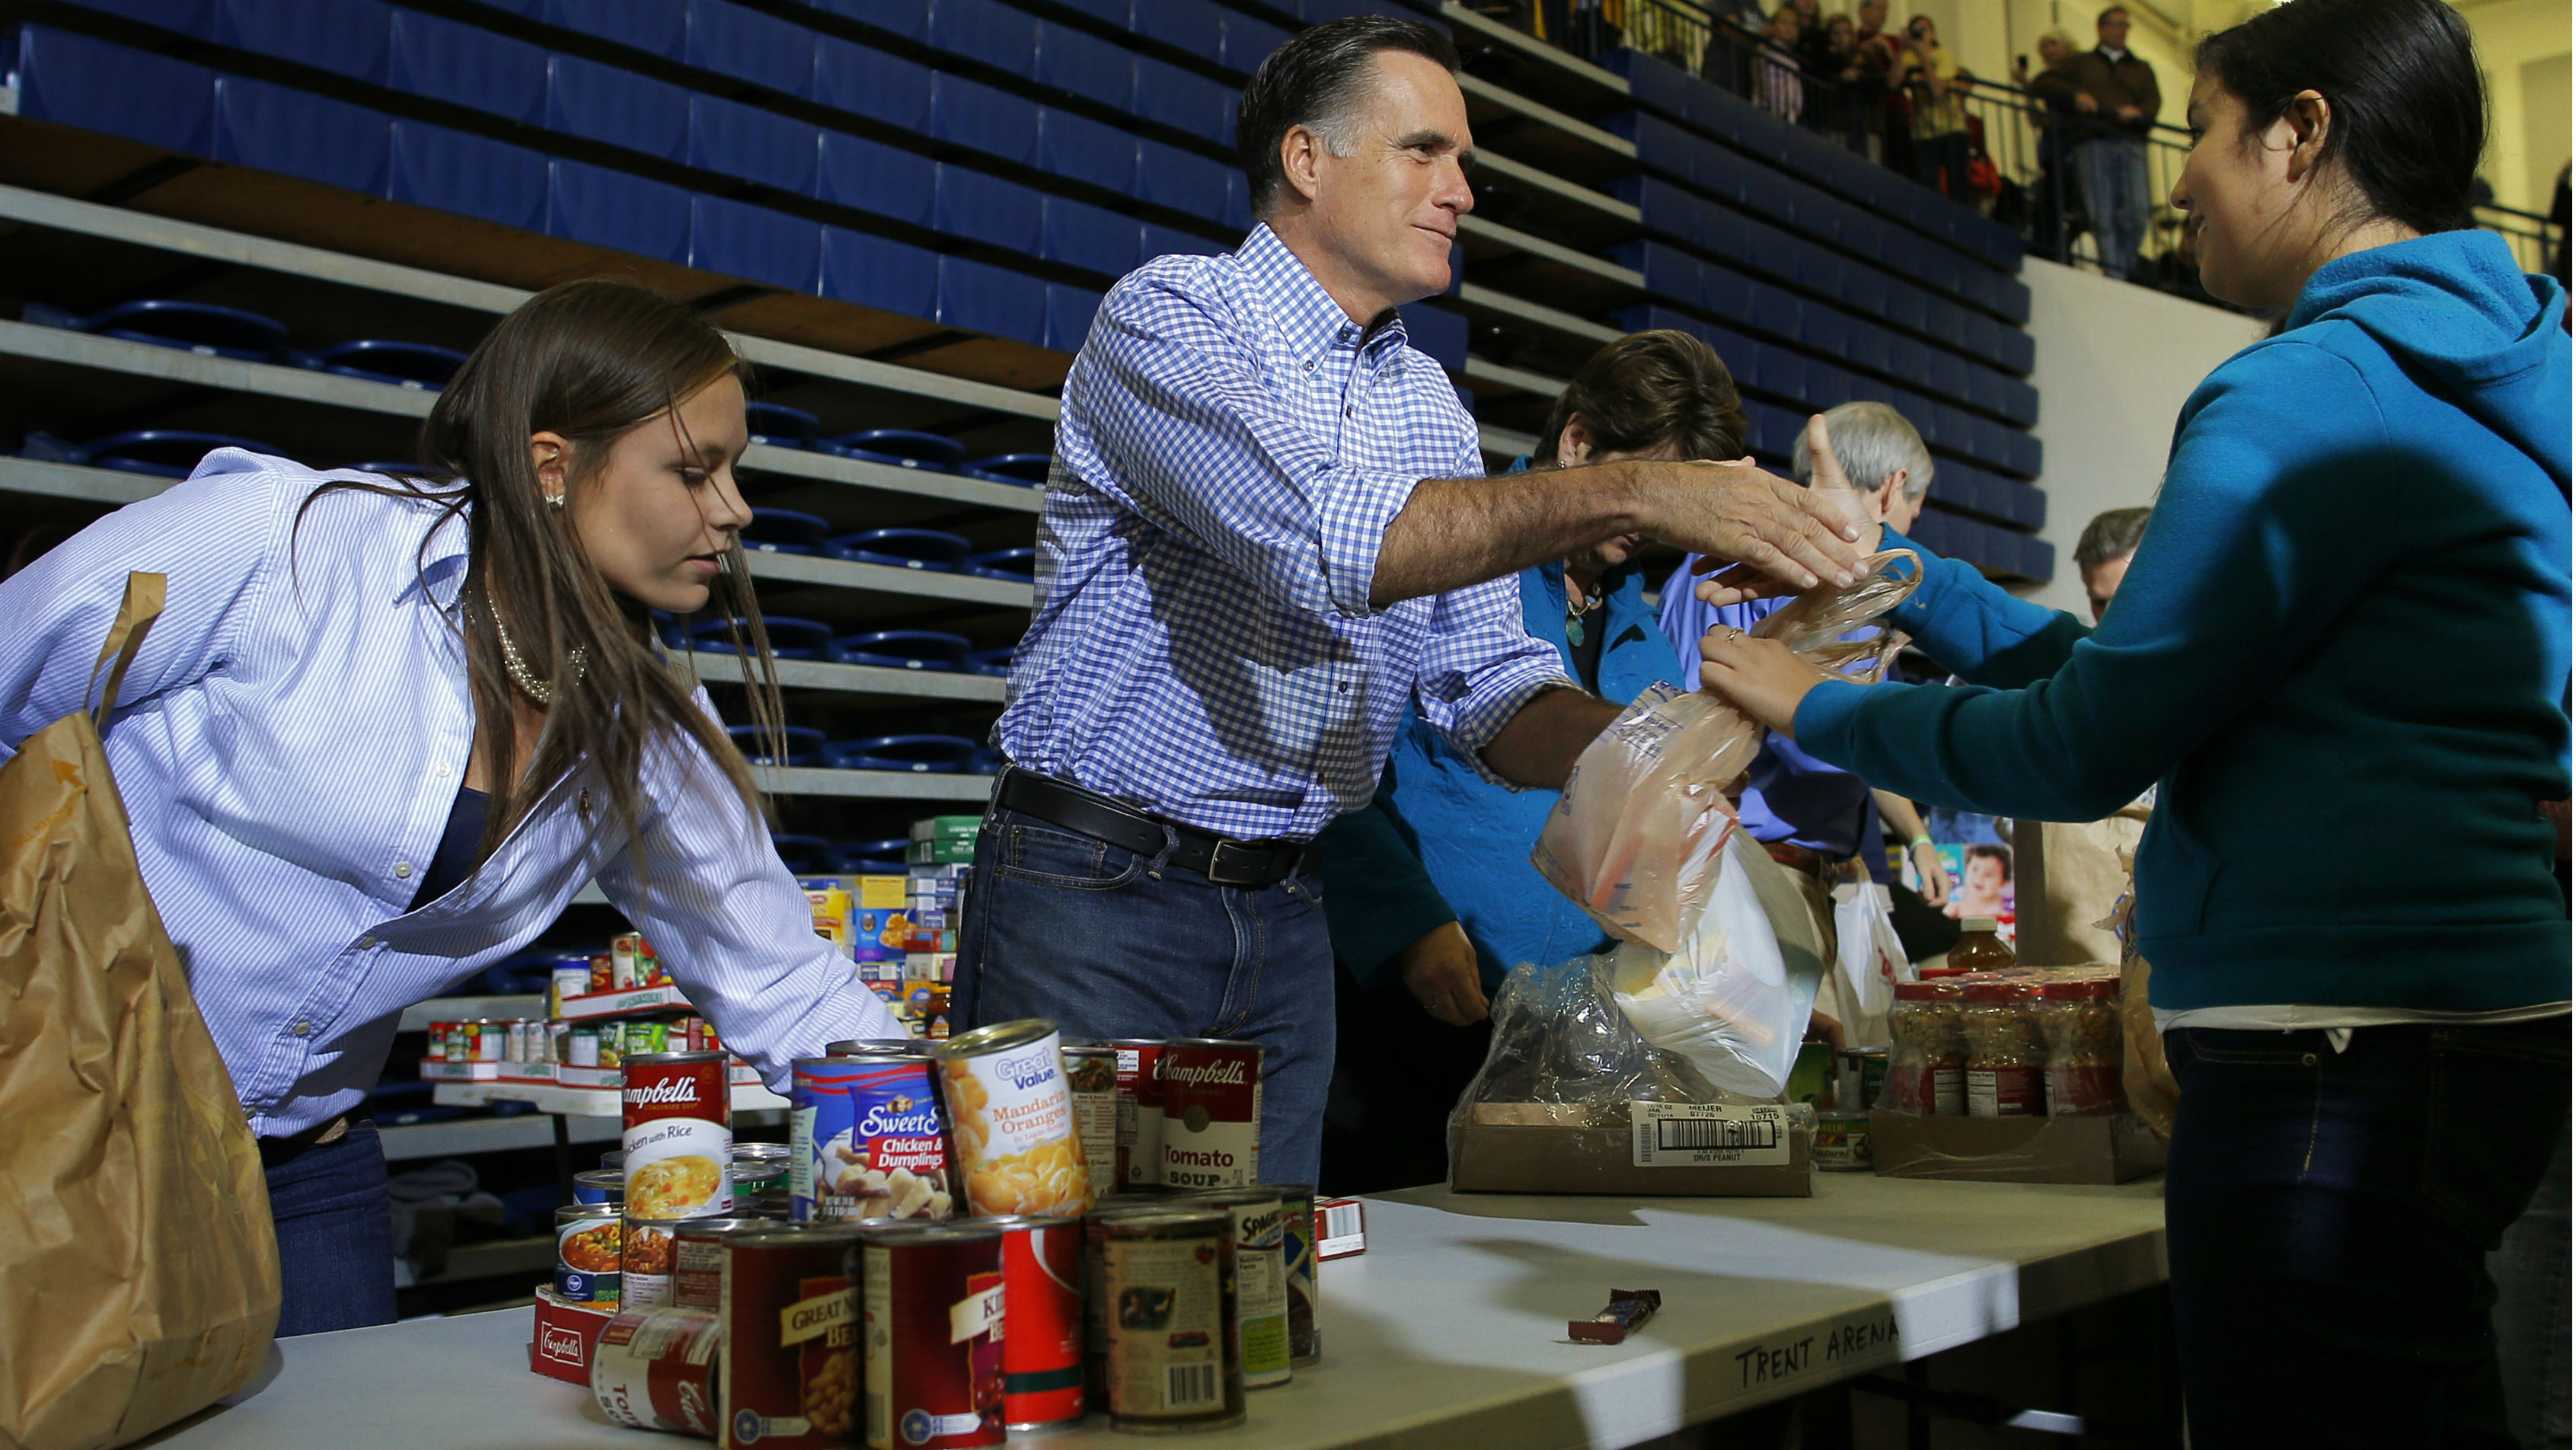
<box><xmin>1262</xmin><ymin>1182</ymin><xmax>1320</xmax><ymax>1365</ymax></box>
<box><xmin>1175</xmin><ymin>1188</ymin><xmax>1291</xmax><ymax>1388</ymax></box>
<box><xmin>792</xmin><ymin>1054</ymin><xmax>957</xmax><ymax>1223</ymax></box>
<box><xmin>592</xmin><ymin>1306</ymin><xmax>723</xmax><ymax>1436</ymax></box>
<box><xmin>1093</xmin><ymin>1206</ymin><xmax>1243</xmax><ymax>1432</ymax></box>
<box><xmin>1103</xmin><ymin>1040</ymin><xmax>1166</xmax><ymax>1190</ymax></box>
<box><xmin>1059</xmin><ymin>1043</ymin><xmax>1119</xmax><ymax>1202</ymax></box>
<box><xmin>624</xmin><ymin>1051</ymin><xmax>733</xmax><ymax>1221</ymax></box>
<box><xmin>1158</xmin><ymin>1039</ymin><xmax>1262</xmax><ymax>1190</ymax></box>
<box><xmin>857</xmin><ymin>1222</ymin><xmax>1005</xmax><ymax>1449</ymax></box>
<box><xmin>672</xmin><ymin>1217</ymin><xmax>770</xmax><ymax>1311</ymax></box>
<box><xmin>934</xmin><ymin>1021</ymin><xmax>1091</xmax><ymax>1218</ymax></box>
<box><xmin>555</xmin><ymin>1205</ymin><xmax>624</xmax><ymax>1305</ymax></box>
<box><xmin>982</xmin><ymin>1215</ymin><xmax>1084</xmax><ymax>1429</ymax></box>
<box><xmin>720</xmin><ymin>1226</ymin><xmax>868</xmax><ymax>1450</ymax></box>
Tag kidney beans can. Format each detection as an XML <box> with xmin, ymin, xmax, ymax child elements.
<box><xmin>720</xmin><ymin>1226</ymin><xmax>868</xmax><ymax>1450</ymax></box>
<box><xmin>857</xmin><ymin>1222</ymin><xmax>1006</xmax><ymax>1449</ymax></box>
<box><xmin>1094</xmin><ymin>1206</ymin><xmax>1243</xmax><ymax>1431</ymax></box>
<box><xmin>981</xmin><ymin>1215</ymin><xmax>1084</xmax><ymax>1429</ymax></box>
<box><xmin>792</xmin><ymin>1054</ymin><xmax>958</xmax><ymax>1223</ymax></box>
<box><xmin>934</xmin><ymin>1020</ymin><xmax>1092</xmax><ymax>1218</ymax></box>
<box><xmin>555</xmin><ymin>1205</ymin><xmax>624</xmax><ymax>1305</ymax></box>
<box><xmin>672</xmin><ymin>1217</ymin><xmax>772</xmax><ymax>1311</ymax></box>
<box><xmin>1103</xmin><ymin>1039</ymin><xmax>1167</xmax><ymax>1191</ymax></box>
<box><xmin>624</xmin><ymin>1216</ymin><xmax>688</xmax><ymax>1309</ymax></box>
<box><xmin>624</xmin><ymin>1051</ymin><xmax>733</xmax><ymax>1221</ymax></box>
<box><xmin>1260</xmin><ymin>1182</ymin><xmax>1320</xmax><ymax>1365</ymax></box>
<box><xmin>1158</xmin><ymin>1039</ymin><xmax>1262</xmax><ymax>1190</ymax></box>
<box><xmin>1174</xmin><ymin>1189</ymin><xmax>1291</xmax><ymax>1388</ymax></box>
<box><xmin>592</xmin><ymin>1306</ymin><xmax>723</xmax><ymax>1436</ymax></box>
<box><xmin>1059</xmin><ymin>1044</ymin><xmax>1119</xmax><ymax>1202</ymax></box>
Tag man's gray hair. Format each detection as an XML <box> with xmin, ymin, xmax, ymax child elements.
<box><xmin>1791</xmin><ymin>401</ymin><xmax>1933</xmax><ymax>499</ymax></box>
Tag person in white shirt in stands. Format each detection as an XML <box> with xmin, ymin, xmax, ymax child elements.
<box><xmin>0</xmin><ymin>279</ymin><xmax>905</xmax><ymax>1336</ymax></box>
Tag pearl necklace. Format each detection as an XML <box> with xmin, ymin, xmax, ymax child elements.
<box><xmin>486</xmin><ymin>607</ymin><xmax>584</xmax><ymax>704</ymax></box>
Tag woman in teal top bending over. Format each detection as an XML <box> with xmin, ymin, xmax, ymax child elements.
<box><xmin>1702</xmin><ymin>0</ymin><xmax>2569</xmax><ymax>1442</ymax></box>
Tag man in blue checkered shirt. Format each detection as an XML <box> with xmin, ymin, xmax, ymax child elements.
<box><xmin>958</xmin><ymin>15</ymin><xmax>1866</xmax><ymax>1188</ymax></box>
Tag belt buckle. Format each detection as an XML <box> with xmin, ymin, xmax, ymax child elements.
<box><xmin>1204</xmin><ymin>838</ymin><xmax>1271</xmax><ymax>887</ymax></box>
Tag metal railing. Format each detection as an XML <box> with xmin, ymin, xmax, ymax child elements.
<box><xmin>1470</xmin><ymin>0</ymin><xmax>2568</xmax><ymax>302</ymax></box>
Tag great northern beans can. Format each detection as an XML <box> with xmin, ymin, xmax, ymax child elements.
<box><xmin>857</xmin><ymin>1222</ymin><xmax>1005</xmax><ymax>1449</ymax></box>
<box><xmin>1093</xmin><ymin>1207</ymin><xmax>1243</xmax><ymax>1432</ymax></box>
<box><xmin>1158</xmin><ymin>1039</ymin><xmax>1262</xmax><ymax>1190</ymax></box>
<box><xmin>624</xmin><ymin>1051</ymin><xmax>733</xmax><ymax>1221</ymax></box>
<box><xmin>792</xmin><ymin>1053</ymin><xmax>957</xmax><ymax>1222</ymax></box>
<box><xmin>720</xmin><ymin>1226</ymin><xmax>868</xmax><ymax>1450</ymax></box>
<box><xmin>934</xmin><ymin>1021</ymin><xmax>1091</xmax><ymax>1218</ymax></box>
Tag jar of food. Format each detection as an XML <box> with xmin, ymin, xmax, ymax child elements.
<box><xmin>1962</xmin><ymin>979</ymin><xmax>2045</xmax><ymax>1117</ymax></box>
<box><xmin>1885</xmin><ymin>980</ymin><xmax>1967</xmax><ymax>1116</ymax></box>
<box><xmin>1950</xmin><ymin>917</ymin><xmax>2017</xmax><ymax>973</ymax></box>
<box><xmin>2040</xmin><ymin>974</ymin><xmax>2124</xmax><ymax>1116</ymax></box>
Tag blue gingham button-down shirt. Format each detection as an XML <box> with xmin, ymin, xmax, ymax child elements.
<box><xmin>998</xmin><ymin>225</ymin><xmax>1572</xmax><ymax>840</ymax></box>
<box><xmin>0</xmin><ymin>452</ymin><xmax>903</xmax><ymax>1139</ymax></box>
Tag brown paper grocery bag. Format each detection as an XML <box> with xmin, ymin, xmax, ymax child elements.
<box><xmin>2012</xmin><ymin>803</ymin><xmax>2152</xmax><ymax>969</ymax></box>
<box><xmin>0</xmin><ymin>573</ymin><xmax>279</xmax><ymax>1450</ymax></box>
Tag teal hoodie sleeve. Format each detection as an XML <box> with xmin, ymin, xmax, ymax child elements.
<box><xmin>1314</xmin><ymin>787</ymin><xmax>1457</xmax><ymax>987</ymax></box>
<box><xmin>1798</xmin><ymin>340</ymin><xmax>2396</xmax><ymax>822</ymax></box>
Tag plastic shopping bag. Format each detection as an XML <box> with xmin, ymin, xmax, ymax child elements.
<box><xmin>1830</xmin><ymin>882</ymin><xmax>1906</xmax><ymax>1051</ymax></box>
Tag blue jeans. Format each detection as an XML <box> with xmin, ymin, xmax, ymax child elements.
<box><xmin>2074</xmin><ymin>138</ymin><xmax>2150</xmax><ymax>279</ymax></box>
<box><xmin>2164</xmin><ymin>1019</ymin><xmax>2571</xmax><ymax>1448</ymax></box>
<box><xmin>263</xmin><ymin>1119</ymin><xmax>399</xmax><ymax>1337</ymax></box>
<box><xmin>953</xmin><ymin>804</ymin><xmax>1334</xmax><ymax>1188</ymax></box>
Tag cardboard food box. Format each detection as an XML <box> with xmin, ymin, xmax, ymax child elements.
<box><xmin>531</xmin><ymin>1286</ymin><xmax>618</xmax><ymax>1385</ymax></box>
<box><xmin>1450</xmin><ymin>1101</ymin><xmax>1813</xmax><ymax>1197</ymax></box>
<box><xmin>1867</xmin><ymin>1110</ymin><xmax>2166</xmax><ymax>1184</ymax></box>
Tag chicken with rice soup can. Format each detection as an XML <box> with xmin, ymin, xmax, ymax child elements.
<box><xmin>1060</xmin><ymin>1042</ymin><xmax>1119</xmax><ymax>1201</ymax></box>
<box><xmin>1093</xmin><ymin>1206</ymin><xmax>1243</xmax><ymax>1432</ymax></box>
<box><xmin>856</xmin><ymin>1222</ymin><xmax>1006</xmax><ymax>1450</ymax></box>
<box><xmin>720</xmin><ymin>1225</ymin><xmax>869</xmax><ymax>1450</ymax></box>
<box><xmin>979</xmin><ymin>1215</ymin><xmax>1085</xmax><ymax>1430</ymax></box>
<box><xmin>1103</xmin><ymin>1038</ymin><xmax>1167</xmax><ymax>1191</ymax></box>
<box><xmin>934</xmin><ymin>1020</ymin><xmax>1093</xmax><ymax>1217</ymax></box>
<box><xmin>555</xmin><ymin>1205</ymin><xmax>624</xmax><ymax>1305</ymax></box>
<box><xmin>672</xmin><ymin>1217</ymin><xmax>771</xmax><ymax>1311</ymax></box>
<box><xmin>592</xmin><ymin>1305</ymin><xmax>723</xmax><ymax>1436</ymax></box>
<box><xmin>624</xmin><ymin>1050</ymin><xmax>733</xmax><ymax>1221</ymax></box>
<box><xmin>1260</xmin><ymin>1182</ymin><xmax>1320</xmax><ymax>1365</ymax></box>
<box><xmin>1159</xmin><ymin>1039</ymin><xmax>1262</xmax><ymax>1190</ymax></box>
<box><xmin>792</xmin><ymin>1052</ymin><xmax>957</xmax><ymax>1222</ymax></box>
<box><xmin>1173</xmin><ymin>1188</ymin><xmax>1291</xmax><ymax>1388</ymax></box>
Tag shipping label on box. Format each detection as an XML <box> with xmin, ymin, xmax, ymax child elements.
<box><xmin>1629</xmin><ymin>1102</ymin><xmax>1793</xmax><ymax>1168</ymax></box>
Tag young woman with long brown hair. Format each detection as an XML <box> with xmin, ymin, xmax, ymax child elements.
<box><xmin>0</xmin><ymin>278</ymin><xmax>903</xmax><ymax>1335</ymax></box>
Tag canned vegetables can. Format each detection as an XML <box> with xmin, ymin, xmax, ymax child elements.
<box><xmin>624</xmin><ymin>1050</ymin><xmax>733</xmax><ymax>1220</ymax></box>
<box><xmin>791</xmin><ymin>1054</ymin><xmax>957</xmax><ymax>1223</ymax></box>
<box><xmin>1811</xmin><ymin>1110</ymin><xmax>1874</xmax><ymax>1172</ymax></box>
<box><xmin>1095</xmin><ymin>1206</ymin><xmax>1243</xmax><ymax>1432</ymax></box>
<box><xmin>1158</xmin><ymin>1039</ymin><xmax>1262</xmax><ymax>1190</ymax></box>
<box><xmin>555</xmin><ymin>1205</ymin><xmax>624</xmax><ymax>1305</ymax></box>
<box><xmin>934</xmin><ymin>1020</ymin><xmax>1091</xmax><ymax>1218</ymax></box>
<box><xmin>857</xmin><ymin>1222</ymin><xmax>1006</xmax><ymax>1449</ymax></box>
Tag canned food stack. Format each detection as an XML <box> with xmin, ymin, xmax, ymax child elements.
<box><xmin>1883</xmin><ymin>965</ymin><xmax>2126</xmax><ymax>1120</ymax></box>
<box><xmin>798</xmin><ymin>812</ymin><xmax>979</xmax><ymax>1043</ymax></box>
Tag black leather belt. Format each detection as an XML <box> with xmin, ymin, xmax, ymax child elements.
<box><xmin>994</xmin><ymin>766</ymin><xmax>1321</xmax><ymax>889</ymax></box>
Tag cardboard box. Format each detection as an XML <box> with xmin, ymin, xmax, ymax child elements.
<box><xmin>857</xmin><ymin>874</ymin><xmax>908</xmax><ymax>909</ymax></box>
<box><xmin>420</xmin><ymin>1060</ymin><xmax>500</xmax><ymax>1081</ymax></box>
<box><xmin>560</xmin><ymin>984</ymin><xmax>691</xmax><ymax>1021</ymax></box>
<box><xmin>1868</xmin><ymin>1110</ymin><xmax>2166</xmax><ymax>1184</ymax></box>
<box><xmin>1450</xmin><ymin>1102</ymin><xmax>1813</xmax><ymax>1197</ymax></box>
<box><xmin>530</xmin><ymin>1286</ymin><xmax>617</xmax><ymax>1385</ymax></box>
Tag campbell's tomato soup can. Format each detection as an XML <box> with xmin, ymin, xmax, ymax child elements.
<box><xmin>934</xmin><ymin>1021</ymin><xmax>1091</xmax><ymax>1218</ymax></box>
<box><xmin>592</xmin><ymin>1306</ymin><xmax>723</xmax><ymax>1436</ymax></box>
<box><xmin>720</xmin><ymin>1226</ymin><xmax>868</xmax><ymax>1450</ymax></box>
<box><xmin>1262</xmin><ymin>1182</ymin><xmax>1320</xmax><ymax>1365</ymax></box>
<box><xmin>555</xmin><ymin>1205</ymin><xmax>624</xmax><ymax>1305</ymax></box>
<box><xmin>1158</xmin><ymin>1039</ymin><xmax>1262</xmax><ymax>1190</ymax></box>
<box><xmin>1093</xmin><ymin>1206</ymin><xmax>1243</xmax><ymax>1432</ymax></box>
<box><xmin>857</xmin><ymin>1222</ymin><xmax>1005</xmax><ymax>1449</ymax></box>
<box><xmin>792</xmin><ymin>1054</ymin><xmax>957</xmax><ymax>1223</ymax></box>
<box><xmin>624</xmin><ymin>1051</ymin><xmax>733</xmax><ymax>1221</ymax></box>
<box><xmin>1060</xmin><ymin>1043</ymin><xmax>1119</xmax><ymax>1202</ymax></box>
<box><xmin>1103</xmin><ymin>1039</ymin><xmax>1166</xmax><ymax>1190</ymax></box>
<box><xmin>982</xmin><ymin>1215</ymin><xmax>1084</xmax><ymax>1429</ymax></box>
<box><xmin>672</xmin><ymin>1217</ymin><xmax>770</xmax><ymax>1311</ymax></box>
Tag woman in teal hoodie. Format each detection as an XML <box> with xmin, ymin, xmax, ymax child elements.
<box><xmin>1700</xmin><ymin>0</ymin><xmax>2569</xmax><ymax>1441</ymax></box>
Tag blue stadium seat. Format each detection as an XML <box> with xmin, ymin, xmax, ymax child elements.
<box><xmin>544</xmin><ymin>53</ymin><xmax>690</xmax><ymax>160</ymax></box>
<box><xmin>926</xmin><ymin>72</ymin><xmax>1041</xmax><ymax>166</ymax></box>
<box><xmin>929</xmin><ymin>0</ymin><xmax>1037</xmax><ymax>74</ymax></box>
<box><xmin>1219</xmin><ymin>171</ymin><xmax>1253</xmax><ymax>232</ymax></box>
<box><xmin>688</xmin><ymin>96</ymin><xmax>819</xmax><ymax>193</ymax></box>
<box><xmin>46</xmin><ymin>0</ymin><xmax>209</xmax><ymax>31</ymax></box>
<box><xmin>1034</xmin><ymin>108</ymin><xmax>1137</xmax><ymax>195</ymax></box>
<box><xmin>1840</xmin><ymin>320</ymin><xmax>1890</xmax><ymax>376</ymax></box>
<box><xmin>685</xmin><ymin>0</ymin><xmax>815</xmax><ymax>95</ymax></box>
<box><xmin>812</xmin><ymin>37</ymin><xmax>931</xmax><ymax>131</ymax></box>
<box><xmin>1217</xmin><ymin>11</ymin><xmax>1290</xmax><ymax>75</ymax></box>
<box><xmin>1041</xmin><ymin>195</ymin><xmax>1139</xmax><ymax>276</ymax></box>
<box><xmin>689</xmin><ymin>195</ymin><xmax>822</xmax><ymax>290</ymax></box>
<box><xmin>1805</xmin><ymin>359</ymin><xmax>1853</xmax><ymax>410</ymax></box>
<box><xmin>1923</xmin><ymin>350</ymin><xmax>1968</xmax><ymax>406</ymax></box>
<box><xmin>1745</xmin><ymin>282</ymin><xmax>1800</xmax><ymax>342</ymax></box>
<box><xmin>2005</xmin><ymin>429</ymin><xmax>2042</xmax><ymax>479</ymax></box>
<box><xmin>13</xmin><ymin>27</ymin><xmax>215</xmax><ymax>155</ymax></box>
<box><xmin>821</xmin><ymin>225</ymin><xmax>938</xmax><ymax>319</ymax></box>
<box><xmin>543</xmin><ymin>0</ymin><xmax>685</xmax><ymax>57</ymax></box>
<box><xmin>1697</xmin><ymin>259</ymin><xmax>1752</xmax><ymax>319</ymax></box>
<box><xmin>213</xmin><ymin>76</ymin><xmax>391</xmax><ymax>194</ymax></box>
<box><xmin>1995</xmin><ymin>327</ymin><xmax>2036</xmax><ymax>376</ymax></box>
<box><xmin>816</xmin><ymin>0</ymin><xmax>928</xmax><ymax>43</ymax></box>
<box><xmin>1754</xmin><ymin>349</ymin><xmax>1806</xmax><ymax>404</ymax></box>
<box><xmin>817</xmin><ymin>130</ymin><xmax>936</xmax><ymax>225</ymax></box>
<box><xmin>937</xmin><ymin>254</ymin><xmax>1049</xmax><ymax>346</ymax></box>
<box><xmin>1135</xmin><ymin>138</ymin><xmax>1227</xmax><ymax>221</ymax></box>
<box><xmin>547</xmin><ymin>159</ymin><xmax>691</xmax><ymax>261</ymax></box>
<box><xmin>388</xmin><ymin>121</ymin><xmax>548</xmax><ymax>231</ymax></box>
<box><xmin>1128</xmin><ymin>0</ymin><xmax>1221</xmax><ymax>62</ymax></box>
<box><xmin>1882</xmin><ymin>283</ymin><xmax>1928</xmax><ymax>337</ymax></box>
<box><xmin>2013</xmin><ymin>481</ymin><xmax>2047</xmax><ymax>531</ymax></box>
<box><xmin>1131</xmin><ymin>57</ymin><xmax>1237</xmax><ymax>145</ymax></box>
<box><xmin>386</xmin><ymin>10</ymin><xmax>546</xmax><ymax>123</ymax></box>
<box><xmin>1923</xmin><ymin>296</ymin><xmax>1968</xmax><ymax>350</ymax></box>
<box><xmin>1141</xmin><ymin>223</ymin><xmax>1221</xmax><ymax>261</ymax></box>
<box><xmin>212</xmin><ymin>0</ymin><xmax>389</xmax><ymax>79</ymax></box>
<box><xmin>1046</xmin><ymin>283</ymin><xmax>1102</xmax><ymax>351</ymax></box>
<box><xmin>1840</xmin><ymin>266</ymin><xmax>1888</xmax><ymax>316</ymax></box>
<box><xmin>1799</xmin><ymin>307</ymin><xmax>1849</xmax><ymax>360</ymax></box>
<box><xmin>933</xmin><ymin>164</ymin><xmax>1044</xmax><ymax>256</ymax></box>
<box><xmin>1032</xmin><ymin>21</ymin><xmax>1132</xmax><ymax>107</ymax></box>
<box><xmin>1395</xmin><ymin>303</ymin><xmax>1466</xmax><ymax>370</ymax></box>
<box><xmin>1998</xmin><ymin>377</ymin><xmax>2038</xmax><ymax>428</ymax></box>
<box><xmin>1045</xmin><ymin>0</ymin><xmax>1127</xmax><ymax>27</ymax></box>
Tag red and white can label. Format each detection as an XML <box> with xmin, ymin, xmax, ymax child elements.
<box><xmin>592</xmin><ymin>1307</ymin><xmax>722</xmax><ymax>1436</ymax></box>
<box><xmin>1111</xmin><ymin>1043</ymin><xmax>1165</xmax><ymax>1190</ymax></box>
<box><xmin>624</xmin><ymin>1056</ymin><xmax>734</xmax><ymax>1218</ymax></box>
<box><xmin>1158</xmin><ymin>1042</ymin><xmax>1262</xmax><ymax>1190</ymax></box>
<box><xmin>999</xmin><ymin>1222</ymin><xmax>1084</xmax><ymax>1429</ymax></box>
